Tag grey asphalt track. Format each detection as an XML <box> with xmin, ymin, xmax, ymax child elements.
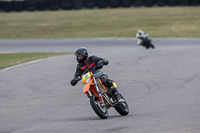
<box><xmin>0</xmin><ymin>38</ymin><xmax>200</xmax><ymax>133</ymax></box>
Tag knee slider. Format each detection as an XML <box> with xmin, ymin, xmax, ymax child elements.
<box><xmin>107</xmin><ymin>79</ymin><xmax>113</xmax><ymax>87</ymax></box>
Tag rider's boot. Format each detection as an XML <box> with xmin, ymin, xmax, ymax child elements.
<box><xmin>110</xmin><ymin>85</ymin><xmax>125</xmax><ymax>103</ymax></box>
<box><xmin>104</xmin><ymin>79</ymin><xmax>125</xmax><ymax>103</ymax></box>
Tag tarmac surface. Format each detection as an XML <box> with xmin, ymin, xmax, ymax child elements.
<box><xmin>0</xmin><ymin>38</ymin><xmax>200</xmax><ymax>133</ymax></box>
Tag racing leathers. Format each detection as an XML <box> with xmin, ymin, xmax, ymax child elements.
<box><xmin>136</xmin><ymin>30</ymin><xmax>149</xmax><ymax>45</ymax></box>
<box><xmin>70</xmin><ymin>55</ymin><xmax>119</xmax><ymax>98</ymax></box>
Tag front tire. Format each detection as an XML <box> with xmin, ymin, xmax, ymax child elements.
<box><xmin>114</xmin><ymin>94</ymin><xmax>129</xmax><ymax>116</ymax></box>
<box><xmin>90</xmin><ymin>95</ymin><xmax>108</xmax><ymax>119</ymax></box>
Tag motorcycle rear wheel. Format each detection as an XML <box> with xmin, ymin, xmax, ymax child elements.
<box><xmin>149</xmin><ymin>43</ymin><xmax>155</xmax><ymax>49</ymax></box>
<box><xmin>114</xmin><ymin>94</ymin><xmax>129</xmax><ymax>116</ymax></box>
<box><xmin>90</xmin><ymin>95</ymin><xmax>108</xmax><ymax>119</ymax></box>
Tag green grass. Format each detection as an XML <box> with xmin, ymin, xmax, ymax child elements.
<box><xmin>0</xmin><ymin>53</ymin><xmax>72</xmax><ymax>70</ymax></box>
<box><xmin>0</xmin><ymin>6</ymin><xmax>200</xmax><ymax>39</ymax></box>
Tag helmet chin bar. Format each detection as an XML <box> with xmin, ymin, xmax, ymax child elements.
<box><xmin>76</xmin><ymin>55</ymin><xmax>88</xmax><ymax>63</ymax></box>
<box><xmin>75</xmin><ymin>47</ymin><xmax>88</xmax><ymax>63</ymax></box>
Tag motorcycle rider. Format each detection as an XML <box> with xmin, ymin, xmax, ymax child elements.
<box><xmin>70</xmin><ymin>47</ymin><xmax>123</xmax><ymax>102</ymax></box>
<box><xmin>136</xmin><ymin>29</ymin><xmax>149</xmax><ymax>45</ymax></box>
<box><xmin>136</xmin><ymin>29</ymin><xmax>155</xmax><ymax>49</ymax></box>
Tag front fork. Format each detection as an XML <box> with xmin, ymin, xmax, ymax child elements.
<box><xmin>93</xmin><ymin>77</ymin><xmax>104</xmax><ymax>104</ymax></box>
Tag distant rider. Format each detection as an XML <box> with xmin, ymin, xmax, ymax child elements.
<box><xmin>136</xmin><ymin>29</ymin><xmax>149</xmax><ymax>45</ymax></box>
<box><xmin>70</xmin><ymin>47</ymin><xmax>123</xmax><ymax>102</ymax></box>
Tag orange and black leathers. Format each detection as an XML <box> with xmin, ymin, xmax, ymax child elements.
<box><xmin>71</xmin><ymin>55</ymin><xmax>109</xmax><ymax>86</ymax></box>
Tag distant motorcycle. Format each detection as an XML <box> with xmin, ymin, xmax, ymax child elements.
<box><xmin>138</xmin><ymin>36</ymin><xmax>155</xmax><ymax>49</ymax></box>
<box><xmin>81</xmin><ymin>70</ymin><xmax>129</xmax><ymax>119</ymax></box>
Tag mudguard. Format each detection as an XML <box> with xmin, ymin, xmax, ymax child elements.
<box><xmin>83</xmin><ymin>84</ymin><xmax>90</xmax><ymax>94</ymax></box>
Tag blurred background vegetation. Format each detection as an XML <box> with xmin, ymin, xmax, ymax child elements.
<box><xmin>0</xmin><ymin>6</ymin><xmax>200</xmax><ymax>39</ymax></box>
<box><xmin>0</xmin><ymin>53</ymin><xmax>71</xmax><ymax>70</ymax></box>
<box><xmin>1</xmin><ymin>3</ymin><xmax>199</xmax><ymax>69</ymax></box>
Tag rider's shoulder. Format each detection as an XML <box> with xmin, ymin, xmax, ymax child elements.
<box><xmin>89</xmin><ymin>55</ymin><xmax>98</xmax><ymax>60</ymax></box>
<box><xmin>76</xmin><ymin>63</ymin><xmax>82</xmax><ymax>68</ymax></box>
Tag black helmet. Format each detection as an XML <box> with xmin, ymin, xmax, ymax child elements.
<box><xmin>75</xmin><ymin>47</ymin><xmax>88</xmax><ymax>63</ymax></box>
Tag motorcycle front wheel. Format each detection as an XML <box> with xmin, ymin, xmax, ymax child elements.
<box><xmin>114</xmin><ymin>94</ymin><xmax>129</xmax><ymax>116</ymax></box>
<box><xmin>90</xmin><ymin>95</ymin><xmax>108</xmax><ymax>119</ymax></box>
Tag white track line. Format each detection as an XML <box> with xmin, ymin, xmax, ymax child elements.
<box><xmin>0</xmin><ymin>58</ymin><xmax>45</xmax><ymax>73</ymax></box>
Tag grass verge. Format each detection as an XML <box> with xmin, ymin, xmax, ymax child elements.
<box><xmin>0</xmin><ymin>6</ymin><xmax>200</xmax><ymax>39</ymax></box>
<box><xmin>0</xmin><ymin>52</ymin><xmax>72</xmax><ymax>70</ymax></box>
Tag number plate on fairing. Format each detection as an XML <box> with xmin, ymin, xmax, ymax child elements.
<box><xmin>82</xmin><ymin>72</ymin><xmax>91</xmax><ymax>82</ymax></box>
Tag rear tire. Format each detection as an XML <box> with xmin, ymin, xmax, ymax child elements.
<box><xmin>149</xmin><ymin>43</ymin><xmax>155</xmax><ymax>49</ymax></box>
<box><xmin>114</xmin><ymin>94</ymin><xmax>129</xmax><ymax>116</ymax></box>
<box><xmin>90</xmin><ymin>95</ymin><xmax>108</xmax><ymax>119</ymax></box>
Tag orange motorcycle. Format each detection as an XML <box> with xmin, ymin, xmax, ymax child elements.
<box><xmin>82</xmin><ymin>70</ymin><xmax>129</xmax><ymax>119</ymax></box>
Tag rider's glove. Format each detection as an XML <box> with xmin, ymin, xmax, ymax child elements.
<box><xmin>70</xmin><ymin>76</ymin><xmax>81</xmax><ymax>86</ymax></box>
<box><xmin>95</xmin><ymin>59</ymin><xmax>109</xmax><ymax>70</ymax></box>
<box><xmin>96</xmin><ymin>60</ymin><xmax>104</xmax><ymax>69</ymax></box>
<box><xmin>71</xmin><ymin>79</ymin><xmax>78</xmax><ymax>86</ymax></box>
<box><xmin>103</xmin><ymin>59</ymin><xmax>109</xmax><ymax>65</ymax></box>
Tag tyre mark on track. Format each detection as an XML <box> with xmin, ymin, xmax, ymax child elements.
<box><xmin>179</xmin><ymin>73</ymin><xmax>200</xmax><ymax>88</ymax></box>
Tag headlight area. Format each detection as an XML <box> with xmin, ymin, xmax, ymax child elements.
<box><xmin>85</xmin><ymin>78</ymin><xmax>90</xmax><ymax>83</ymax></box>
